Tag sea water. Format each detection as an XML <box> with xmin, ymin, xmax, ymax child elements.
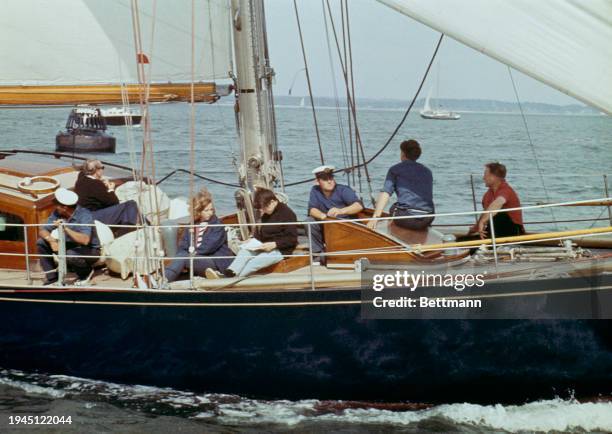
<box><xmin>0</xmin><ymin>104</ymin><xmax>611</xmax><ymax>432</ymax></box>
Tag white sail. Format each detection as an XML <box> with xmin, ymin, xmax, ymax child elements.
<box><xmin>423</xmin><ymin>87</ymin><xmax>433</xmax><ymax>112</ymax></box>
<box><xmin>377</xmin><ymin>0</ymin><xmax>612</xmax><ymax>115</ymax></box>
<box><xmin>0</xmin><ymin>0</ymin><xmax>232</xmax><ymax>85</ymax></box>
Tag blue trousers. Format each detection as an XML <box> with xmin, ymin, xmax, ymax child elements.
<box><xmin>92</xmin><ymin>200</ymin><xmax>140</xmax><ymax>227</ymax></box>
<box><xmin>165</xmin><ymin>251</ymin><xmax>218</xmax><ymax>282</ymax></box>
<box><xmin>36</xmin><ymin>238</ymin><xmax>100</xmax><ymax>283</ymax></box>
<box><xmin>305</xmin><ymin>217</ymin><xmax>324</xmax><ymax>254</ymax></box>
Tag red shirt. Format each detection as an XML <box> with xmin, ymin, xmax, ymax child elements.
<box><xmin>482</xmin><ymin>181</ymin><xmax>523</xmax><ymax>225</ymax></box>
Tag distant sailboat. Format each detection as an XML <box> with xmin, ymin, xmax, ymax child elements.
<box><xmin>299</xmin><ymin>97</ymin><xmax>305</xmax><ymax>108</ymax></box>
<box><xmin>420</xmin><ymin>87</ymin><xmax>460</xmax><ymax>120</ymax></box>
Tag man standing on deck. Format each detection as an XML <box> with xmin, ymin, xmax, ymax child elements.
<box><xmin>74</xmin><ymin>159</ymin><xmax>141</xmax><ymax>236</ymax></box>
<box><xmin>469</xmin><ymin>162</ymin><xmax>525</xmax><ymax>239</ymax></box>
<box><xmin>37</xmin><ymin>188</ymin><xmax>100</xmax><ymax>285</ymax></box>
<box><xmin>307</xmin><ymin>165</ymin><xmax>363</xmax><ymax>255</ymax></box>
<box><xmin>368</xmin><ymin>139</ymin><xmax>434</xmax><ymax>230</ymax></box>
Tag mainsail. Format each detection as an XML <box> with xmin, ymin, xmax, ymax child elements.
<box><xmin>0</xmin><ymin>0</ymin><xmax>233</xmax><ymax>104</ymax></box>
<box><xmin>377</xmin><ymin>0</ymin><xmax>612</xmax><ymax>115</ymax></box>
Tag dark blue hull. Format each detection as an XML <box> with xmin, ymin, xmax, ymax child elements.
<box><xmin>1</xmin><ymin>282</ymin><xmax>611</xmax><ymax>404</ymax></box>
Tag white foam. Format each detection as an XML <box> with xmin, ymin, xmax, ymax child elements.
<box><xmin>0</xmin><ymin>377</ymin><xmax>66</xmax><ymax>398</ymax></box>
<box><xmin>3</xmin><ymin>369</ymin><xmax>612</xmax><ymax>432</ymax></box>
<box><xmin>211</xmin><ymin>397</ymin><xmax>612</xmax><ymax>432</ymax></box>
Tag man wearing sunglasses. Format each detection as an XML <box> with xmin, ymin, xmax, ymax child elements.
<box><xmin>307</xmin><ymin>165</ymin><xmax>363</xmax><ymax>256</ymax></box>
<box><xmin>75</xmin><ymin>159</ymin><xmax>141</xmax><ymax>236</ymax></box>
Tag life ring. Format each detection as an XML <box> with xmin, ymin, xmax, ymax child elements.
<box><xmin>17</xmin><ymin>176</ymin><xmax>60</xmax><ymax>197</ymax></box>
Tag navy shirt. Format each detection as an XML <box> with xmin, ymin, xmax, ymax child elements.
<box><xmin>44</xmin><ymin>205</ymin><xmax>100</xmax><ymax>249</ymax></box>
<box><xmin>382</xmin><ymin>160</ymin><xmax>434</xmax><ymax>212</ymax></box>
<box><xmin>308</xmin><ymin>184</ymin><xmax>361</xmax><ymax>219</ymax></box>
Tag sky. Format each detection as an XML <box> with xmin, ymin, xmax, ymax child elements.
<box><xmin>264</xmin><ymin>0</ymin><xmax>581</xmax><ymax>106</ymax></box>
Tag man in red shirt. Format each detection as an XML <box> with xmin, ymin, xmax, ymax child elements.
<box><xmin>469</xmin><ymin>162</ymin><xmax>525</xmax><ymax>239</ymax></box>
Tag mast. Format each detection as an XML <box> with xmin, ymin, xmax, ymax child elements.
<box><xmin>231</xmin><ymin>0</ymin><xmax>281</xmax><ymax>191</ymax></box>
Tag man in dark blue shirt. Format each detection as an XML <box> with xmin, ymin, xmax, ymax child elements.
<box><xmin>307</xmin><ymin>165</ymin><xmax>363</xmax><ymax>254</ymax></box>
<box><xmin>37</xmin><ymin>188</ymin><xmax>101</xmax><ymax>285</ymax></box>
<box><xmin>368</xmin><ymin>140</ymin><xmax>435</xmax><ymax>231</ymax></box>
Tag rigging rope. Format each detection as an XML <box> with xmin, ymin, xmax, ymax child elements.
<box><xmin>507</xmin><ymin>67</ymin><xmax>558</xmax><ymax>229</ymax></box>
<box><xmin>337</xmin><ymin>1</ymin><xmax>355</xmax><ymax>187</ymax></box>
<box><xmin>321</xmin><ymin>0</ymin><xmax>350</xmax><ymax>184</ymax></box>
<box><xmin>159</xmin><ymin>33</ymin><xmax>444</xmax><ymax>190</ymax></box>
<box><xmin>343</xmin><ymin>0</ymin><xmax>375</xmax><ymax>204</ymax></box>
<box><xmin>130</xmin><ymin>0</ymin><xmax>158</xmax><ymax>279</ymax></box>
<box><xmin>283</xmin><ymin>32</ymin><xmax>445</xmax><ymax>187</ymax></box>
<box><xmin>293</xmin><ymin>0</ymin><xmax>325</xmax><ymax>164</ymax></box>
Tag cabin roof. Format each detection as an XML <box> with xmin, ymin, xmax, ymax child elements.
<box><xmin>0</xmin><ymin>152</ymin><xmax>132</xmax><ymax>202</ymax></box>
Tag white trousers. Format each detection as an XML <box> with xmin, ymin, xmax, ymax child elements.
<box><xmin>228</xmin><ymin>247</ymin><xmax>283</xmax><ymax>277</ymax></box>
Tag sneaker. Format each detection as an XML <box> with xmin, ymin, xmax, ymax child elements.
<box><xmin>205</xmin><ymin>268</ymin><xmax>223</xmax><ymax>279</ymax></box>
<box><xmin>74</xmin><ymin>270</ymin><xmax>95</xmax><ymax>287</ymax></box>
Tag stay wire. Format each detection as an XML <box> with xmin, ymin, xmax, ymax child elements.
<box><xmin>157</xmin><ymin>33</ymin><xmax>444</xmax><ymax>191</ymax></box>
<box><xmin>340</xmin><ymin>1</ymin><xmax>360</xmax><ymax>191</ymax></box>
<box><xmin>283</xmin><ymin>32</ymin><xmax>445</xmax><ymax>187</ymax></box>
<box><xmin>336</xmin><ymin>1</ymin><xmax>355</xmax><ymax>186</ymax></box>
<box><xmin>344</xmin><ymin>0</ymin><xmax>375</xmax><ymax>204</ymax></box>
<box><xmin>321</xmin><ymin>0</ymin><xmax>349</xmax><ymax>183</ymax></box>
<box><xmin>507</xmin><ymin>67</ymin><xmax>558</xmax><ymax>229</ymax></box>
<box><xmin>293</xmin><ymin>0</ymin><xmax>325</xmax><ymax>164</ymax></box>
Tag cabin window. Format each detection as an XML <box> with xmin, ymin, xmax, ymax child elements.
<box><xmin>0</xmin><ymin>211</ymin><xmax>25</xmax><ymax>241</ymax></box>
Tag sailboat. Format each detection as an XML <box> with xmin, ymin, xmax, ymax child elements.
<box><xmin>0</xmin><ymin>0</ymin><xmax>612</xmax><ymax>403</ymax></box>
<box><xmin>420</xmin><ymin>87</ymin><xmax>460</xmax><ymax>120</ymax></box>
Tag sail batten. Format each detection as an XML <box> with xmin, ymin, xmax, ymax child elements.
<box><xmin>378</xmin><ymin>0</ymin><xmax>612</xmax><ymax>114</ymax></box>
<box><xmin>1</xmin><ymin>0</ymin><xmax>232</xmax><ymax>95</ymax></box>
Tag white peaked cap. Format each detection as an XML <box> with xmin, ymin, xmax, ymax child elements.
<box><xmin>311</xmin><ymin>165</ymin><xmax>336</xmax><ymax>175</ymax></box>
<box><xmin>54</xmin><ymin>188</ymin><xmax>78</xmax><ymax>206</ymax></box>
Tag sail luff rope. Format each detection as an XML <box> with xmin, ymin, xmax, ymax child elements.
<box><xmin>293</xmin><ymin>0</ymin><xmax>325</xmax><ymax>165</ymax></box>
<box><xmin>507</xmin><ymin>66</ymin><xmax>558</xmax><ymax>229</ymax></box>
<box><xmin>321</xmin><ymin>0</ymin><xmax>350</xmax><ymax>184</ymax></box>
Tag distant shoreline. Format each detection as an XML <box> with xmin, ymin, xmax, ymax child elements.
<box><xmin>241</xmin><ymin>103</ymin><xmax>606</xmax><ymax>117</ymax></box>
<box><xmin>270</xmin><ymin>95</ymin><xmax>603</xmax><ymax>116</ymax></box>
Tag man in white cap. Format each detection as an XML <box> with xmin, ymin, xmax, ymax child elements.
<box><xmin>307</xmin><ymin>165</ymin><xmax>363</xmax><ymax>256</ymax></box>
<box><xmin>37</xmin><ymin>188</ymin><xmax>100</xmax><ymax>285</ymax></box>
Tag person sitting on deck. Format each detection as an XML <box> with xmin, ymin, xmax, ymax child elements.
<box><xmin>307</xmin><ymin>165</ymin><xmax>363</xmax><ymax>255</ymax></box>
<box><xmin>165</xmin><ymin>188</ymin><xmax>233</xmax><ymax>282</ymax></box>
<box><xmin>37</xmin><ymin>188</ymin><xmax>100</xmax><ymax>286</ymax></box>
<box><xmin>368</xmin><ymin>139</ymin><xmax>435</xmax><ymax>230</ymax></box>
<box><xmin>469</xmin><ymin>162</ymin><xmax>525</xmax><ymax>239</ymax></box>
<box><xmin>206</xmin><ymin>188</ymin><xmax>298</xmax><ymax>279</ymax></box>
<box><xmin>74</xmin><ymin>159</ymin><xmax>141</xmax><ymax>236</ymax></box>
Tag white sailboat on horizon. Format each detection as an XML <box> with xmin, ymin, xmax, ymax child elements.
<box><xmin>420</xmin><ymin>86</ymin><xmax>460</xmax><ymax>120</ymax></box>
